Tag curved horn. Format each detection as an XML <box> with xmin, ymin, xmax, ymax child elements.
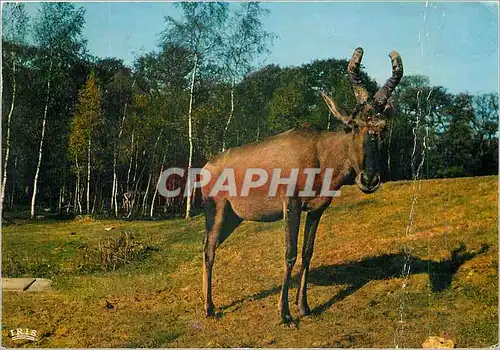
<box><xmin>347</xmin><ymin>47</ymin><xmax>369</xmax><ymax>105</ymax></box>
<box><xmin>373</xmin><ymin>50</ymin><xmax>403</xmax><ymax>110</ymax></box>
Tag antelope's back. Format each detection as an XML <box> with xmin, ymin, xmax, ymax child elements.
<box><xmin>201</xmin><ymin>127</ymin><xmax>324</xmax><ymax>202</ymax></box>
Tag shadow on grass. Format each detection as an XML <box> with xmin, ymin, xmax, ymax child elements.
<box><xmin>220</xmin><ymin>243</ymin><xmax>489</xmax><ymax>316</ymax></box>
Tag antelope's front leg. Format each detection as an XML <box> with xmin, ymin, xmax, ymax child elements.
<box><xmin>296</xmin><ymin>210</ymin><xmax>323</xmax><ymax>316</ymax></box>
<box><xmin>279</xmin><ymin>198</ymin><xmax>301</xmax><ymax>323</ymax></box>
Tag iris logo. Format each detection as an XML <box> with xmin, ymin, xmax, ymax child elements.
<box><xmin>9</xmin><ymin>328</ymin><xmax>38</xmax><ymax>341</ymax></box>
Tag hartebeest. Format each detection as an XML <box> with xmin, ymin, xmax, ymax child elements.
<box><xmin>201</xmin><ymin>47</ymin><xmax>403</xmax><ymax>323</ymax></box>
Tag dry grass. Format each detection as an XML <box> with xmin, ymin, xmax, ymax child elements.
<box><xmin>1</xmin><ymin>176</ymin><xmax>498</xmax><ymax>347</ymax></box>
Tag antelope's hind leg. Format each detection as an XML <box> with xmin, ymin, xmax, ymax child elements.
<box><xmin>279</xmin><ymin>198</ymin><xmax>301</xmax><ymax>323</ymax></box>
<box><xmin>203</xmin><ymin>199</ymin><xmax>242</xmax><ymax>317</ymax></box>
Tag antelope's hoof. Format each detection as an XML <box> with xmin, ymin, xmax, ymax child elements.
<box><xmin>205</xmin><ymin>303</ymin><xmax>215</xmax><ymax>317</ymax></box>
<box><xmin>280</xmin><ymin>312</ymin><xmax>294</xmax><ymax>324</ymax></box>
<box><xmin>299</xmin><ymin>304</ymin><xmax>311</xmax><ymax>316</ymax></box>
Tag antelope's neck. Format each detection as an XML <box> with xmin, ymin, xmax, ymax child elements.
<box><xmin>317</xmin><ymin>131</ymin><xmax>356</xmax><ymax>187</ymax></box>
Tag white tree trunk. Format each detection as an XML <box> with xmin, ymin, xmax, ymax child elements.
<box><xmin>91</xmin><ymin>180</ymin><xmax>97</xmax><ymax>214</ymax></box>
<box><xmin>1</xmin><ymin>57</ymin><xmax>16</xmax><ymax>211</ymax></box>
<box><xmin>126</xmin><ymin>131</ymin><xmax>134</xmax><ymax>192</ymax></box>
<box><xmin>86</xmin><ymin>137</ymin><xmax>91</xmax><ymax>214</ymax></box>
<box><xmin>58</xmin><ymin>184</ymin><xmax>64</xmax><ymax>215</ymax></box>
<box><xmin>185</xmin><ymin>53</ymin><xmax>198</xmax><ymax>219</ymax></box>
<box><xmin>31</xmin><ymin>59</ymin><xmax>53</xmax><ymax>219</ymax></box>
<box><xmin>74</xmin><ymin>158</ymin><xmax>80</xmax><ymax>215</ymax></box>
<box><xmin>142</xmin><ymin>133</ymin><xmax>161</xmax><ymax>216</ymax></box>
<box><xmin>132</xmin><ymin>149</ymin><xmax>139</xmax><ymax>184</ymax></box>
<box><xmin>110</xmin><ymin>157</ymin><xmax>116</xmax><ymax>215</ymax></box>
<box><xmin>10</xmin><ymin>155</ymin><xmax>18</xmax><ymax>209</ymax></box>
<box><xmin>66</xmin><ymin>185</ymin><xmax>72</xmax><ymax>215</ymax></box>
<box><xmin>142</xmin><ymin>172</ymin><xmax>152</xmax><ymax>216</ymax></box>
<box><xmin>150</xmin><ymin>149</ymin><xmax>167</xmax><ymax>217</ymax></box>
<box><xmin>112</xmin><ymin>80</ymin><xmax>134</xmax><ymax>216</ymax></box>
<box><xmin>222</xmin><ymin>80</ymin><xmax>235</xmax><ymax>152</ymax></box>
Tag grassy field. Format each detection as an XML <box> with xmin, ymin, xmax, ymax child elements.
<box><xmin>1</xmin><ymin>176</ymin><xmax>498</xmax><ymax>348</ymax></box>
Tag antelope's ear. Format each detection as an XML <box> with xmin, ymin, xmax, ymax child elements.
<box><xmin>320</xmin><ymin>91</ymin><xmax>353</xmax><ymax>126</ymax></box>
<box><xmin>383</xmin><ymin>100</ymin><xmax>396</xmax><ymax>118</ymax></box>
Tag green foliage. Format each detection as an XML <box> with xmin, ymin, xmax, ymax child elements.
<box><xmin>68</xmin><ymin>72</ymin><xmax>103</xmax><ymax>166</ymax></box>
<box><xmin>33</xmin><ymin>2</ymin><xmax>86</xmax><ymax>55</ymax></box>
<box><xmin>268</xmin><ymin>68</ymin><xmax>309</xmax><ymax>131</ymax></box>
<box><xmin>161</xmin><ymin>2</ymin><xmax>229</xmax><ymax>61</ymax></box>
<box><xmin>390</xmin><ymin>75</ymin><xmax>498</xmax><ymax>180</ymax></box>
<box><xmin>2</xmin><ymin>2</ymin><xmax>29</xmax><ymax>44</ymax></box>
<box><xmin>221</xmin><ymin>2</ymin><xmax>274</xmax><ymax>82</ymax></box>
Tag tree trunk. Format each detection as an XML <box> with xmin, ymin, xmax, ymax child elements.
<box><xmin>222</xmin><ymin>80</ymin><xmax>235</xmax><ymax>152</ymax></box>
<box><xmin>150</xmin><ymin>149</ymin><xmax>167</xmax><ymax>217</ymax></box>
<box><xmin>86</xmin><ymin>137</ymin><xmax>91</xmax><ymax>215</ymax></box>
<box><xmin>99</xmin><ymin>182</ymin><xmax>105</xmax><ymax>213</ymax></box>
<box><xmin>132</xmin><ymin>148</ymin><xmax>139</xmax><ymax>184</ymax></box>
<box><xmin>111</xmin><ymin>157</ymin><xmax>116</xmax><ymax>215</ymax></box>
<box><xmin>74</xmin><ymin>157</ymin><xmax>82</xmax><ymax>215</ymax></box>
<box><xmin>1</xmin><ymin>56</ymin><xmax>16</xmax><ymax>211</ymax></box>
<box><xmin>126</xmin><ymin>131</ymin><xmax>135</xmax><ymax>193</ymax></box>
<box><xmin>91</xmin><ymin>178</ymin><xmax>98</xmax><ymax>214</ymax></box>
<box><xmin>9</xmin><ymin>155</ymin><xmax>18</xmax><ymax>210</ymax></box>
<box><xmin>185</xmin><ymin>53</ymin><xmax>198</xmax><ymax>219</ymax></box>
<box><xmin>31</xmin><ymin>59</ymin><xmax>53</xmax><ymax>219</ymax></box>
<box><xmin>58</xmin><ymin>184</ymin><xmax>64</xmax><ymax>216</ymax></box>
<box><xmin>112</xmin><ymin>80</ymin><xmax>135</xmax><ymax>217</ymax></box>
<box><xmin>142</xmin><ymin>133</ymin><xmax>162</xmax><ymax>216</ymax></box>
<box><xmin>127</xmin><ymin>163</ymin><xmax>146</xmax><ymax>218</ymax></box>
<box><xmin>66</xmin><ymin>186</ymin><xmax>72</xmax><ymax>215</ymax></box>
<box><xmin>142</xmin><ymin>171</ymin><xmax>152</xmax><ymax>216</ymax></box>
<box><xmin>77</xmin><ymin>183</ymin><xmax>83</xmax><ymax>214</ymax></box>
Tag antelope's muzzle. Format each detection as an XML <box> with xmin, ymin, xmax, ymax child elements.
<box><xmin>356</xmin><ymin>171</ymin><xmax>381</xmax><ymax>194</ymax></box>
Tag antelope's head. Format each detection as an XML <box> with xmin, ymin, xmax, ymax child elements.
<box><xmin>321</xmin><ymin>47</ymin><xmax>403</xmax><ymax>194</ymax></box>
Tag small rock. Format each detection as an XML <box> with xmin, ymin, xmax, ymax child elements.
<box><xmin>104</xmin><ymin>227</ymin><xmax>115</xmax><ymax>231</ymax></box>
<box><xmin>190</xmin><ymin>321</ymin><xmax>203</xmax><ymax>330</ymax></box>
<box><xmin>422</xmin><ymin>336</ymin><xmax>454</xmax><ymax>348</ymax></box>
<box><xmin>104</xmin><ymin>300</ymin><xmax>114</xmax><ymax>310</ymax></box>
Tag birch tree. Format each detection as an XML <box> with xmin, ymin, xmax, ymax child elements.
<box><xmin>68</xmin><ymin>72</ymin><xmax>103</xmax><ymax>215</ymax></box>
<box><xmin>30</xmin><ymin>3</ymin><xmax>86</xmax><ymax>218</ymax></box>
<box><xmin>100</xmin><ymin>64</ymin><xmax>135</xmax><ymax>217</ymax></box>
<box><xmin>1</xmin><ymin>3</ymin><xmax>29</xmax><ymax>211</ymax></box>
<box><xmin>221</xmin><ymin>2</ymin><xmax>273</xmax><ymax>152</ymax></box>
<box><xmin>161</xmin><ymin>2</ymin><xmax>229</xmax><ymax>219</ymax></box>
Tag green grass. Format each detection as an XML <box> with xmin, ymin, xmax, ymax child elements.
<box><xmin>2</xmin><ymin>176</ymin><xmax>498</xmax><ymax>347</ymax></box>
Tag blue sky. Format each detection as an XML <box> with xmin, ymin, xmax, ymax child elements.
<box><xmin>19</xmin><ymin>1</ymin><xmax>500</xmax><ymax>94</ymax></box>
